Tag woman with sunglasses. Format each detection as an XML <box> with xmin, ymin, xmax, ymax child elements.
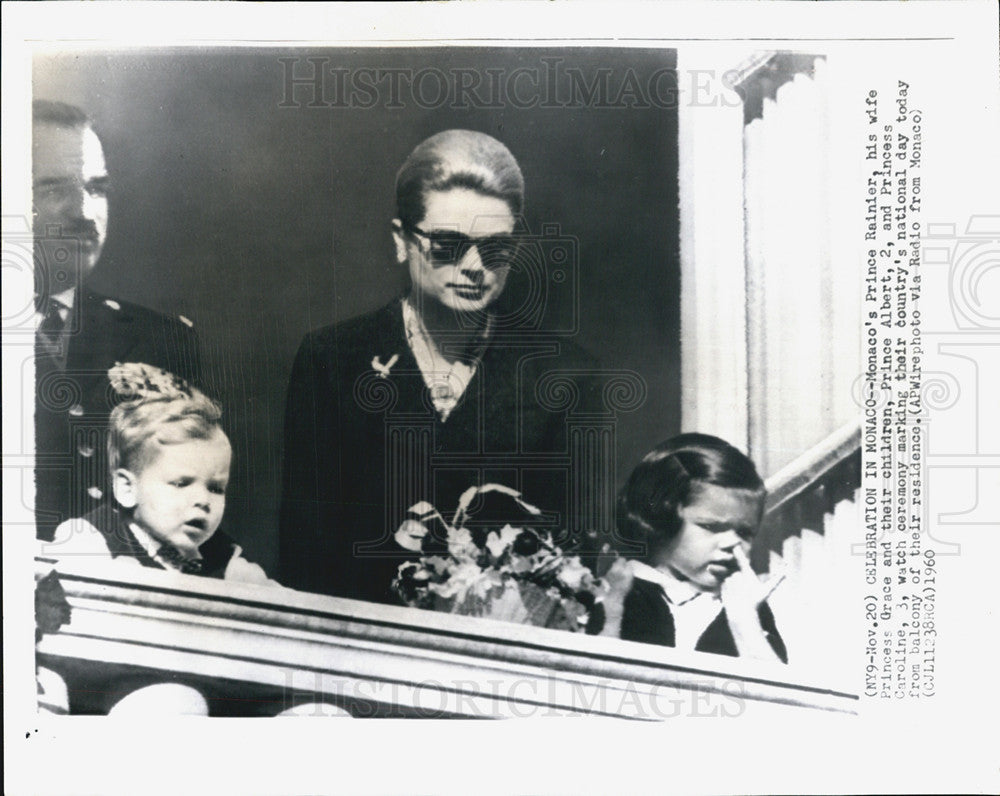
<box><xmin>279</xmin><ymin>130</ymin><xmax>600</xmax><ymax>605</ymax></box>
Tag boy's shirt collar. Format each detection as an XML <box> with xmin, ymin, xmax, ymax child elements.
<box><xmin>128</xmin><ymin>521</ymin><xmax>204</xmax><ymax>574</ymax></box>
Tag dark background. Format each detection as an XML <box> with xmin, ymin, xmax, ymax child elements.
<box><xmin>34</xmin><ymin>47</ymin><xmax>680</xmax><ymax>574</ymax></box>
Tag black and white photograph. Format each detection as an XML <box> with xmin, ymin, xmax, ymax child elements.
<box><xmin>4</xmin><ymin>2</ymin><xmax>999</xmax><ymax>794</ymax></box>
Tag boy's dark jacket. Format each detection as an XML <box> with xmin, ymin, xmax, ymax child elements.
<box><xmin>76</xmin><ymin>502</ymin><xmax>237</xmax><ymax>578</ymax></box>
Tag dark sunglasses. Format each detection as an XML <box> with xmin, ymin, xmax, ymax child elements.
<box><xmin>401</xmin><ymin>222</ymin><xmax>521</xmax><ymax>266</ymax></box>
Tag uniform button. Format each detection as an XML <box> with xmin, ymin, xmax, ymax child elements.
<box><xmin>79</xmin><ymin>445</ymin><xmax>95</xmax><ymax>458</ymax></box>
<box><xmin>69</xmin><ymin>404</ymin><xmax>84</xmax><ymax>417</ymax></box>
<box><xmin>87</xmin><ymin>486</ymin><xmax>103</xmax><ymax>500</ymax></box>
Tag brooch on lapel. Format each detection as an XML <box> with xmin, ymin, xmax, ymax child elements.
<box><xmin>372</xmin><ymin>353</ymin><xmax>399</xmax><ymax>379</ymax></box>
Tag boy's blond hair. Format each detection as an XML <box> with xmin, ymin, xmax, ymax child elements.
<box><xmin>106</xmin><ymin>362</ymin><xmax>224</xmax><ymax>474</ymax></box>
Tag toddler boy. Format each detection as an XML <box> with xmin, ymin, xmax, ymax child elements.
<box><xmin>48</xmin><ymin>363</ymin><xmax>273</xmax><ymax>584</ymax></box>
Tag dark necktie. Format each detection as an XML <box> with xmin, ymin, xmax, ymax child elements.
<box><xmin>36</xmin><ymin>298</ymin><xmax>68</xmax><ymax>361</ymax></box>
<box><xmin>155</xmin><ymin>544</ymin><xmax>204</xmax><ymax>575</ymax></box>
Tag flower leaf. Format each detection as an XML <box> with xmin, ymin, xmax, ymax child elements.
<box><xmin>394</xmin><ymin>519</ymin><xmax>429</xmax><ymax>552</ymax></box>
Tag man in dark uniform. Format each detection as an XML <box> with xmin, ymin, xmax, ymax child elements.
<box><xmin>32</xmin><ymin>100</ymin><xmax>200</xmax><ymax>540</ymax></box>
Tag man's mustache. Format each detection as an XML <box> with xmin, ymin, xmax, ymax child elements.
<box><xmin>44</xmin><ymin>221</ymin><xmax>101</xmax><ymax>242</ymax></box>
<box><xmin>63</xmin><ymin>225</ymin><xmax>100</xmax><ymax>242</ymax></box>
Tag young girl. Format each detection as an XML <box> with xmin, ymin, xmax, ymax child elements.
<box><xmin>604</xmin><ymin>433</ymin><xmax>787</xmax><ymax>663</ymax></box>
<box><xmin>47</xmin><ymin>362</ymin><xmax>274</xmax><ymax>585</ymax></box>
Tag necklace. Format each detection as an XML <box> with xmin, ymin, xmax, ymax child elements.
<box><xmin>402</xmin><ymin>299</ymin><xmax>491</xmax><ymax>421</ymax></box>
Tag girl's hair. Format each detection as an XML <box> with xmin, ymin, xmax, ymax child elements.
<box><xmin>106</xmin><ymin>363</ymin><xmax>224</xmax><ymax>473</ymax></box>
<box><xmin>616</xmin><ymin>433</ymin><xmax>765</xmax><ymax>557</ymax></box>
<box><xmin>395</xmin><ymin>129</ymin><xmax>525</xmax><ymax>228</ymax></box>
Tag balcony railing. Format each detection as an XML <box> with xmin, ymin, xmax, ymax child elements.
<box><xmin>35</xmin><ymin>424</ymin><xmax>861</xmax><ymax>719</ymax></box>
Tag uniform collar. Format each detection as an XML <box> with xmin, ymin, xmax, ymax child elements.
<box><xmin>52</xmin><ymin>286</ymin><xmax>76</xmax><ymax>312</ymax></box>
<box><xmin>34</xmin><ymin>286</ymin><xmax>76</xmax><ymax>318</ymax></box>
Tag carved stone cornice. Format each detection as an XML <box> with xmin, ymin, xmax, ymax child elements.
<box><xmin>727</xmin><ymin>51</ymin><xmax>826</xmax><ymax>124</ymax></box>
<box><xmin>36</xmin><ymin>555</ymin><xmax>857</xmax><ymax>717</ymax></box>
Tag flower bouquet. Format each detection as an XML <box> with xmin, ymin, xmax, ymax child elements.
<box><xmin>392</xmin><ymin>484</ymin><xmax>610</xmax><ymax>632</ymax></box>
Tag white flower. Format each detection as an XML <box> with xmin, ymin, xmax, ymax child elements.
<box><xmin>396</xmin><ymin>561</ymin><xmax>429</xmax><ymax>581</ymax></box>
<box><xmin>470</xmin><ymin>568</ymin><xmax>503</xmax><ymax>600</ymax></box>
<box><xmin>556</xmin><ymin>556</ymin><xmax>593</xmax><ymax>591</ymax></box>
<box><xmin>447</xmin><ymin>526</ymin><xmax>479</xmax><ymax>560</ymax></box>
<box><xmin>509</xmin><ymin>554</ymin><xmax>534</xmax><ymax>574</ymax></box>
<box><xmin>422</xmin><ymin>556</ymin><xmax>452</xmax><ymax>576</ymax></box>
<box><xmin>429</xmin><ymin>562</ymin><xmax>484</xmax><ymax>600</ymax></box>
<box><xmin>485</xmin><ymin>524</ymin><xmax>520</xmax><ymax>559</ymax></box>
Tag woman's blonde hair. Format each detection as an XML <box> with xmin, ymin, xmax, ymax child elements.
<box><xmin>395</xmin><ymin>129</ymin><xmax>524</xmax><ymax>228</ymax></box>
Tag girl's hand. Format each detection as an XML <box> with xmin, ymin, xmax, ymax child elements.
<box><xmin>720</xmin><ymin>546</ymin><xmax>783</xmax><ymax>615</ymax></box>
<box><xmin>720</xmin><ymin>546</ymin><xmax>785</xmax><ymax>661</ymax></box>
<box><xmin>597</xmin><ymin>557</ymin><xmax>634</xmax><ymax>638</ymax></box>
